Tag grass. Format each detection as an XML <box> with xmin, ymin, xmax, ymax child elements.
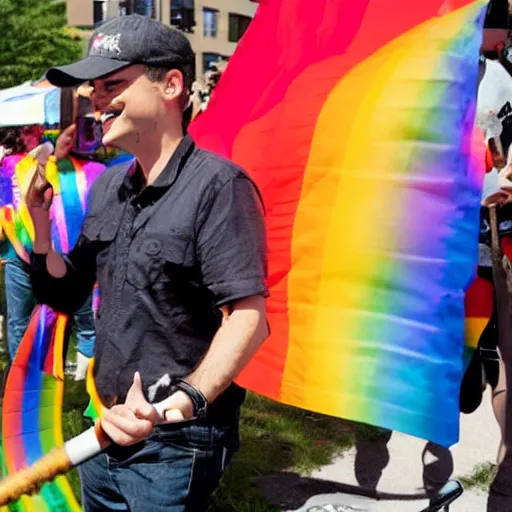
<box><xmin>212</xmin><ymin>394</ymin><xmax>354</xmax><ymax>511</ymax></box>
<box><xmin>459</xmin><ymin>462</ymin><xmax>496</xmax><ymax>491</ymax></box>
<box><xmin>61</xmin><ymin>381</ymin><xmax>355</xmax><ymax>510</ymax></box>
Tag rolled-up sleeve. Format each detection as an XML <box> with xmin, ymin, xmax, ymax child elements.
<box><xmin>196</xmin><ymin>175</ymin><xmax>268</xmax><ymax>306</ymax></box>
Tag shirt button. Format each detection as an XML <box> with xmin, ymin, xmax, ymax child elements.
<box><xmin>145</xmin><ymin>240</ymin><xmax>162</xmax><ymax>256</ymax></box>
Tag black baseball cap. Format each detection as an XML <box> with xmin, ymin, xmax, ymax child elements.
<box><xmin>46</xmin><ymin>14</ymin><xmax>194</xmax><ymax>88</ymax></box>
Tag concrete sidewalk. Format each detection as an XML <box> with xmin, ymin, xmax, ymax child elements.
<box><xmin>272</xmin><ymin>390</ymin><xmax>501</xmax><ymax>511</ymax></box>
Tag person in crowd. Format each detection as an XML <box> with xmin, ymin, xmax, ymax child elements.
<box><xmin>464</xmin><ymin>2</ymin><xmax>512</xmax><ymax>510</ymax></box>
<box><xmin>0</xmin><ymin>89</ymin><xmax>100</xmax><ymax>380</ymax></box>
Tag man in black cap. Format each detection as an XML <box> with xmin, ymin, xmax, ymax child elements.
<box><xmin>26</xmin><ymin>14</ymin><xmax>268</xmax><ymax>512</ymax></box>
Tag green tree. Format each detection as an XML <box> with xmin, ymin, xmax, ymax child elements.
<box><xmin>0</xmin><ymin>0</ymin><xmax>83</xmax><ymax>89</ymax></box>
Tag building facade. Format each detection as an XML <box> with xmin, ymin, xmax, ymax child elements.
<box><xmin>66</xmin><ymin>0</ymin><xmax>258</xmax><ymax>77</ymax></box>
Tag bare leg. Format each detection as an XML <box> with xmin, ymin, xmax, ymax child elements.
<box><xmin>491</xmin><ymin>356</ymin><xmax>507</xmax><ymax>464</ymax></box>
<box><xmin>488</xmin><ymin>355</ymin><xmax>512</xmax><ymax>511</ymax></box>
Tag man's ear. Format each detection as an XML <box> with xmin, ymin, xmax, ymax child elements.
<box><xmin>163</xmin><ymin>69</ymin><xmax>184</xmax><ymax>101</ymax></box>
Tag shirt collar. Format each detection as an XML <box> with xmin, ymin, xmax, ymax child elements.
<box><xmin>120</xmin><ymin>135</ymin><xmax>195</xmax><ymax>195</ymax></box>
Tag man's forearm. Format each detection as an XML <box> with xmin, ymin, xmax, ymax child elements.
<box><xmin>30</xmin><ymin>210</ymin><xmax>95</xmax><ymax>314</ymax></box>
<box><xmin>186</xmin><ymin>295</ymin><xmax>268</xmax><ymax>404</ymax></box>
<box><xmin>31</xmin><ymin>207</ymin><xmax>52</xmax><ymax>254</ymax></box>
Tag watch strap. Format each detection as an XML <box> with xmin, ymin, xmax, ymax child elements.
<box><xmin>171</xmin><ymin>379</ymin><xmax>208</xmax><ymax>418</ymax></box>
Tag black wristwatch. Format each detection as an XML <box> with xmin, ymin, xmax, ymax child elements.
<box><xmin>170</xmin><ymin>379</ymin><xmax>208</xmax><ymax>418</ymax></box>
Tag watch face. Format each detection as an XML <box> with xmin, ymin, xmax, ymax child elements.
<box><xmin>191</xmin><ymin>395</ymin><xmax>208</xmax><ymax>418</ymax></box>
<box><xmin>195</xmin><ymin>405</ymin><xmax>208</xmax><ymax>418</ymax></box>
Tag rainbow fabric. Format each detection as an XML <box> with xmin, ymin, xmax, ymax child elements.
<box><xmin>190</xmin><ymin>0</ymin><xmax>487</xmax><ymax>446</ymax></box>
<box><xmin>0</xmin><ymin>152</ymin><xmax>106</xmax><ymax>262</ymax></box>
<box><xmin>0</xmin><ymin>151</ymin><xmax>133</xmax><ymax>510</ymax></box>
<box><xmin>464</xmin><ymin>274</ymin><xmax>494</xmax><ymax>358</ymax></box>
<box><xmin>463</xmin><ymin>237</ymin><xmax>512</xmax><ymax>367</ymax></box>
<box><xmin>1</xmin><ymin>306</ymin><xmax>80</xmax><ymax>512</ymax></box>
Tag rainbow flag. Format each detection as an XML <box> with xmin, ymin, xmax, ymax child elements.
<box><xmin>0</xmin><ymin>152</ymin><xmax>101</xmax><ymax>512</ymax></box>
<box><xmin>0</xmin><ymin>151</ymin><xmax>134</xmax><ymax>510</ymax></box>
<box><xmin>0</xmin><ymin>151</ymin><xmax>133</xmax><ymax>261</ymax></box>
<box><xmin>190</xmin><ymin>0</ymin><xmax>487</xmax><ymax>446</ymax></box>
<box><xmin>464</xmin><ymin>273</ymin><xmax>494</xmax><ymax>360</ymax></box>
<box><xmin>0</xmin><ymin>153</ymin><xmax>104</xmax><ymax>261</ymax></box>
<box><xmin>1</xmin><ymin>305</ymin><xmax>80</xmax><ymax>512</ymax></box>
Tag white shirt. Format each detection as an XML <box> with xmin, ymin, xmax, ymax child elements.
<box><xmin>476</xmin><ymin>58</ymin><xmax>512</xmax><ymax>201</ymax></box>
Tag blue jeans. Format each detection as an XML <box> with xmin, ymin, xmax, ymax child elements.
<box><xmin>4</xmin><ymin>257</ymin><xmax>95</xmax><ymax>360</ymax></box>
<box><xmin>79</xmin><ymin>422</ymin><xmax>236</xmax><ymax>512</ymax></box>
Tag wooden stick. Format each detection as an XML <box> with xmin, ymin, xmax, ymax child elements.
<box><xmin>0</xmin><ymin>423</ymin><xmax>109</xmax><ymax>506</ymax></box>
<box><xmin>0</xmin><ymin>447</ymin><xmax>74</xmax><ymax>505</ymax></box>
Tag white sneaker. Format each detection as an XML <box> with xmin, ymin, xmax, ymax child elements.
<box><xmin>74</xmin><ymin>352</ymin><xmax>91</xmax><ymax>381</ymax></box>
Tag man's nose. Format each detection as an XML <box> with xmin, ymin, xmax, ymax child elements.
<box><xmin>93</xmin><ymin>92</ymin><xmax>103</xmax><ymax>106</ymax></box>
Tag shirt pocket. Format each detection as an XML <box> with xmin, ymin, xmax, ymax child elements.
<box><xmin>82</xmin><ymin>214</ymin><xmax>121</xmax><ymax>273</ymax></box>
<box><xmin>126</xmin><ymin>231</ymin><xmax>193</xmax><ymax>290</ymax></box>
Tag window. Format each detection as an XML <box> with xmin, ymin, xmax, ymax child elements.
<box><xmin>228</xmin><ymin>13</ymin><xmax>252</xmax><ymax>43</ymax></box>
<box><xmin>203</xmin><ymin>8</ymin><xmax>218</xmax><ymax>38</ymax></box>
<box><xmin>93</xmin><ymin>0</ymin><xmax>107</xmax><ymax>26</ymax></box>
<box><xmin>118</xmin><ymin>1</ymin><xmax>130</xmax><ymax>15</ymax></box>
<box><xmin>96</xmin><ymin>0</ymin><xmax>156</xmax><ymax>20</ymax></box>
<box><xmin>171</xmin><ymin>0</ymin><xmax>196</xmax><ymax>32</ymax></box>
<box><xmin>133</xmin><ymin>0</ymin><xmax>155</xmax><ymax>16</ymax></box>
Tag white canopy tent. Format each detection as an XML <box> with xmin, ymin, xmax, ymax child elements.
<box><xmin>0</xmin><ymin>81</ymin><xmax>60</xmax><ymax>128</ymax></box>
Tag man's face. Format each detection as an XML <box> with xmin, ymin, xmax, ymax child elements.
<box><xmin>91</xmin><ymin>65</ymin><xmax>172</xmax><ymax>152</ymax></box>
<box><xmin>482</xmin><ymin>28</ymin><xmax>510</xmax><ymax>52</ymax></box>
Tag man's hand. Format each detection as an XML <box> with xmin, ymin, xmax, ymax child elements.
<box><xmin>159</xmin><ymin>389</ymin><xmax>195</xmax><ymax>423</ymax></box>
<box><xmin>100</xmin><ymin>372</ymin><xmax>195</xmax><ymax>446</ymax></box>
<box><xmin>484</xmin><ymin>165</ymin><xmax>512</xmax><ymax>206</ymax></box>
<box><xmin>26</xmin><ymin>143</ymin><xmax>55</xmax><ymax>254</ymax></box>
<box><xmin>54</xmin><ymin>124</ymin><xmax>76</xmax><ymax>161</ymax></box>
<box><xmin>101</xmin><ymin>372</ymin><xmax>159</xmax><ymax>446</ymax></box>
<box><xmin>25</xmin><ymin>144</ymin><xmax>54</xmax><ymax>211</ymax></box>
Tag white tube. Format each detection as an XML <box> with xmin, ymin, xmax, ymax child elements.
<box><xmin>153</xmin><ymin>396</ymin><xmax>175</xmax><ymax>420</ymax></box>
<box><xmin>64</xmin><ymin>426</ymin><xmax>103</xmax><ymax>466</ymax></box>
<box><xmin>64</xmin><ymin>397</ymin><xmax>193</xmax><ymax>468</ymax></box>
<box><xmin>152</xmin><ymin>397</ymin><xmax>197</xmax><ymax>424</ymax></box>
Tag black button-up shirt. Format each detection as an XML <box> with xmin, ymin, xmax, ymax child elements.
<box><xmin>30</xmin><ymin>136</ymin><xmax>268</xmax><ymax>425</ymax></box>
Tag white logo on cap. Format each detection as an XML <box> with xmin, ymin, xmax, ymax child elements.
<box><xmin>90</xmin><ymin>33</ymin><xmax>122</xmax><ymax>56</ymax></box>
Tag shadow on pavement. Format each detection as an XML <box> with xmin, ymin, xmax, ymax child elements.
<box><xmin>258</xmin><ymin>472</ymin><xmax>428</xmax><ymax>511</ymax></box>
<box><xmin>259</xmin><ymin>428</ymin><xmax>458</xmax><ymax>511</ymax></box>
